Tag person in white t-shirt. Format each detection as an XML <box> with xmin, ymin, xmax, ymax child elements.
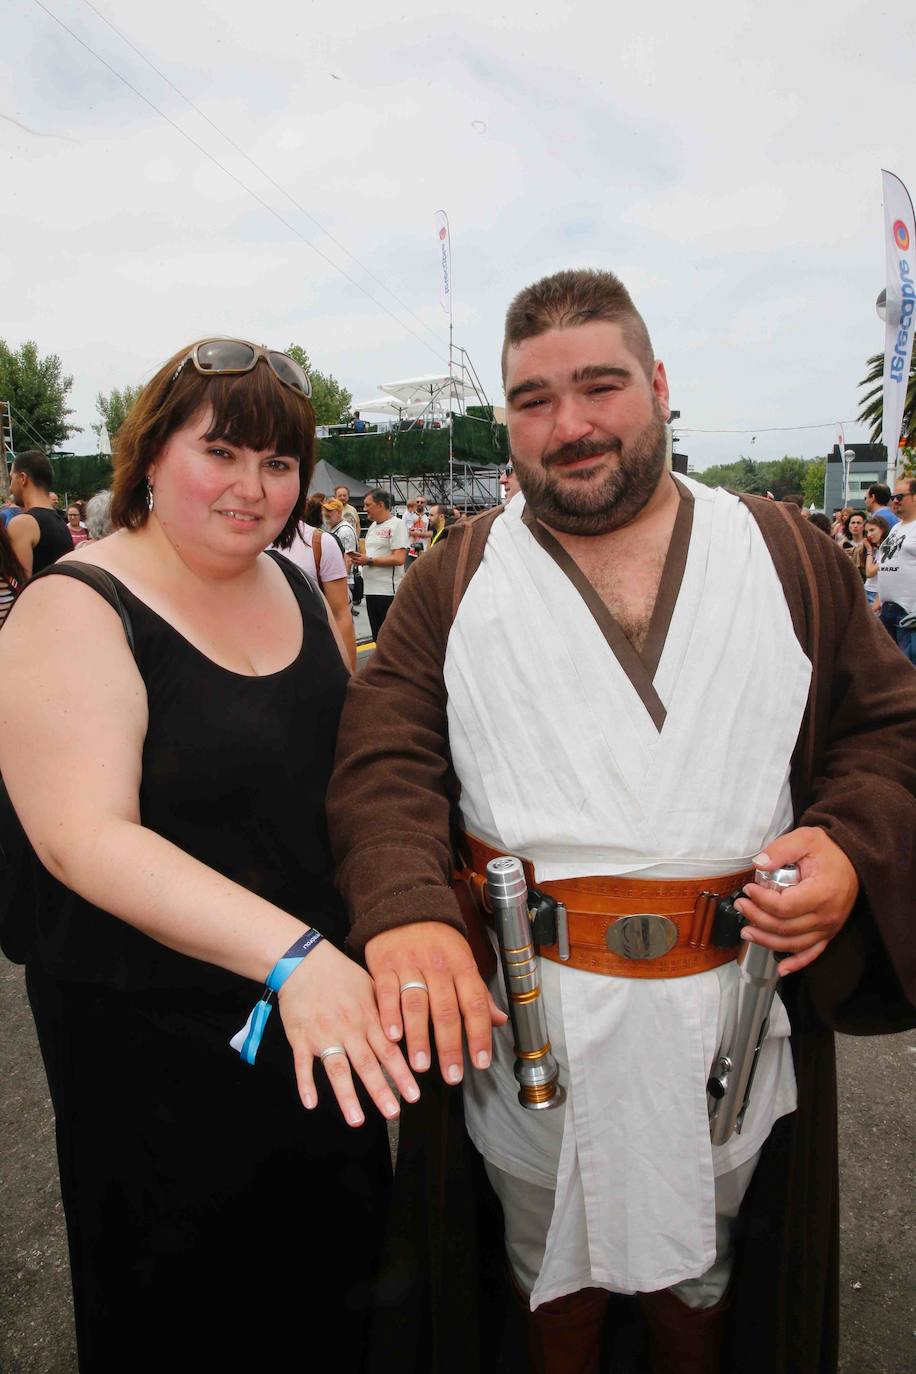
<box><xmin>348</xmin><ymin>489</ymin><xmax>409</xmax><ymax>641</ymax></box>
<box><xmin>877</xmin><ymin>477</ymin><xmax>916</xmax><ymax>665</ymax></box>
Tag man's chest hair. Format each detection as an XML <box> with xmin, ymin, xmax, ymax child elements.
<box><xmin>578</xmin><ymin>542</ymin><xmax>667</xmax><ymax>654</ymax></box>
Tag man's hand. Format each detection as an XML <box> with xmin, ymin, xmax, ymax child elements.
<box><xmin>735</xmin><ymin>826</ymin><xmax>859</xmax><ymax>975</ymax></box>
<box><xmin>365</xmin><ymin>923</ymin><xmax>507</xmax><ymax>1083</ymax></box>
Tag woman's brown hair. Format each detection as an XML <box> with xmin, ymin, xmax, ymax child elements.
<box><xmin>111</xmin><ymin>341</ymin><xmax>316</xmax><ymax>550</ymax></box>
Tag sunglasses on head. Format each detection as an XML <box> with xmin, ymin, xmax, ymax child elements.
<box><xmin>171</xmin><ymin>339</ymin><xmax>311</xmax><ymax>398</ymax></box>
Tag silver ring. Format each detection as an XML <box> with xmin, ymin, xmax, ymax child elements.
<box><xmin>319</xmin><ymin>1045</ymin><xmax>347</xmax><ymax>1062</ymax></box>
<box><xmin>399</xmin><ymin>980</ymin><xmax>429</xmax><ymax>995</ymax></box>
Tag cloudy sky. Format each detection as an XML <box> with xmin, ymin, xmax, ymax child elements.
<box><xmin>3</xmin><ymin>0</ymin><xmax>914</xmax><ymax>467</ymax></box>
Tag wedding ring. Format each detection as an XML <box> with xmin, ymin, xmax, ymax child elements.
<box><xmin>399</xmin><ymin>981</ymin><xmax>429</xmax><ymax>995</ymax></box>
<box><xmin>319</xmin><ymin>1045</ymin><xmax>347</xmax><ymax>1062</ymax></box>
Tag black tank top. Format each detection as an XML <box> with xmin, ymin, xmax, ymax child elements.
<box><xmin>30</xmin><ymin>553</ymin><xmax>350</xmax><ymax>992</ymax></box>
<box><xmin>28</xmin><ymin>507</ymin><xmax>74</xmax><ymax>572</ymax></box>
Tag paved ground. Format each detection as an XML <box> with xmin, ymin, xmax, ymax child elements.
<box><xmin>1</xmin><ymin>953</ymin><xmax>912</xmax><ymax>1373</ymax></box>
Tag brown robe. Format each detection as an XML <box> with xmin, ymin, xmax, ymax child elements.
<box><xmin>328</xmin><ymin>492</ymin><xmax>916</xmax><ymax>1374</ymax></box>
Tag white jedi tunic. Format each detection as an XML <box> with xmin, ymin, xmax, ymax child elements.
<box><xmin>446</xmin><ymin>478</ymin><xmax>810</xmax><ymax>1307</ymax></box>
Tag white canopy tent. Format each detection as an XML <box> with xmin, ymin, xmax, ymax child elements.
<box><xmin>350</xmin><ymin>396</ymin><xmax>408</xmax><ymax>417</ymax></box>
<box><xmin>379</xmin><ymin>373</ymin><xmax>473</xmax><ymax>411</ymax></box>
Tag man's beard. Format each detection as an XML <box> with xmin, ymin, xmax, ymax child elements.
<box><xmin>512</xmin><ymin>412</ymin><xmax>668</xmax><ymax>536</ymax></box>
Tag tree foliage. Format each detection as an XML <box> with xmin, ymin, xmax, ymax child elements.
<box><xmin>858</xmin><ymin>351</ymin><xmax>916</xmax><ymax>449</ymax></box>
<box><xmin>95</xmin><ymin>384</ymin><xmax>143</xmax><ymax>445</ymax></box>
<box><xmin>285</xmin><ymin>344</ymin><xmax>352</xmax><ymax>427</ymax></box>
<box><xmin>691</xmin><ymin>454</ymin><xmax>825</xmax><ymax>505</ymax></box>
<box><xmin>0</xmin><ymin>339</ymin><xmax>78</xmax><ymax>454</ymax></box>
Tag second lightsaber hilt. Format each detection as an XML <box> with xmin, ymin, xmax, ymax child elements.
<box><xmin>707</xmin><ymin>864</ymin><xmax>799</xmax><ymax>1145</ymax></box>
<box><xmin>485</xmin><ymin>856</ymin><xmax>565</xmax><ymax>1111</ymax></box>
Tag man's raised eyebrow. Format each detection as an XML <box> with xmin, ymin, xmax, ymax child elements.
<box><xmin>506</xmin><ymin>377</ymin><xmax>549</xmax><ymax>404</ymax></box>
<box><xmin>571</xmin><ymin>364</ymin><xmax>632</xmax><ymax>383</ymax></box>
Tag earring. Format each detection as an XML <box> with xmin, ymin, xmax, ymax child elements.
<box><xmin>146</xmin><ymin>480</ymin><xmax>155</xmax><ymax>513</ymax></box>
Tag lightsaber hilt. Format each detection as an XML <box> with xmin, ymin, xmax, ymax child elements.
<box><xmin>707</xmin><ymin>863</ymin><xmax>799</xmax><ymax>1145</ymax></box>
<box><xmin>485</xmin><ymin>856</ymin><xmax>565</xmax><ymax>1111</ymax></box>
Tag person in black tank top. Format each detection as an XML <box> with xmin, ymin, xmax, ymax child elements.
<box><xmin>0</xmin><ymin>342</ymin><xmax>419</xmax><ymax>1373</ymax></box>
<box><xmin>7</xmin><ymin>449</ymin><xmax>74</xmax><ymax>575</ymax></box>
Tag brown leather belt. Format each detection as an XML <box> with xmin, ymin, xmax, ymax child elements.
<box><xmin>457</xmin><ymin>833</ymin><xmax>753</xmax><ymax>980</ymax></box>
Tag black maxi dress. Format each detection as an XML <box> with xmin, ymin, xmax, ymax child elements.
<box><xmin>23</xmin><ymin>554</ymin><xmax>391</xmax><ymax>1372</ymax></box>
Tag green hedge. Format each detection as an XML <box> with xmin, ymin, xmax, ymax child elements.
<box><xmin>49</xmin><ymin>454</ymin><xmax>114</xmax><ymax>498</ymax></box>
<box><xmin>321</xmin><ymin>415</ymin><xmax>506</xmax><ymax>480</ymax></box>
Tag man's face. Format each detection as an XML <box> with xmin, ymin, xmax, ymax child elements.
<box><xmin>9</xmin><ymin>468</ymin><xmax>25</xmax><ymax>507</ymax></box>
<box><xmin>865</xmin><ymin>492</ymin><xmax>877</xmax><ymax>511</ymax></box>
<box><xmin>365</xmin><ymin>495</ymin><xmax>383</xmax><ymax>523</ymax></box>
<box><xmin>504</xmin><ymin>321</ymin><xmax>670</xmax><ymax>536</ymax></box>
<box><xmin>892</xmin><ymin>484</ymin><xmax>916</xmax><ymax>520</ymax></box>
<box><xmin>335</xmin><ymin>487</ymin><xmax>348</xmax><ymax>504</ymax></box>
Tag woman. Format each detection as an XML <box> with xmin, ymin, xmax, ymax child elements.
<box><xmin>0</xmin><ymin>339</ymin><xmax>417</xmax><ymax>1372</ymax></box>
<box><xmin>0</xmin><ymin>516</ymin><xmax>25</xmax><ymax>628</ymax></box>
<box><xmin>85</xmin><ymin>488</ymin><xmax>114</xmax><ymax>541</ymax></box>
<box><xmin>66</xmin><ymin>503</ymin><xmax>89</xmax><ymax>546</ymax></box>
<box><xmin>863</xmin><ymin>514</ymin><xmax>890</xmax><ymax>607</ymax></box>
<box><xmin>845</xmin><ymin>510</ymin><xmax>867</xmax><ymax>578</ymax></box>
<box><xmin>281</xmin><ymin>493</ymin><xmax>357</xmax><ymax>667</ymax></box>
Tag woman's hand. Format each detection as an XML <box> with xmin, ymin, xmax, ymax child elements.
<box><xmin>278</xmin><ymin>941</ymin><xmax>420</xmax><ymax>1126</ymax></box>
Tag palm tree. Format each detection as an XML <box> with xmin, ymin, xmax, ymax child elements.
<box><xmin>858</xmin><ymin>352</ymin><xmax>916</xmax><ymax>448</ymax></box>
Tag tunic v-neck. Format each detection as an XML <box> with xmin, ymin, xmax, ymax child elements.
<box><xmin>520</xmin><ymin>477</ymin><xmax>695</xmax><ymax>731</ymax></box>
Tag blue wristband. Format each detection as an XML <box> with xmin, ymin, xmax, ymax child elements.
<box><xmin>229</xmin><ymin>928</ymin><xmax>325</xmax><ymax>1066</ymax></box>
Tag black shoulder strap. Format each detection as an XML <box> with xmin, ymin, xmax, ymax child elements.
<box><xmin>265</xmin><ymin>547</ymin><xmax>322</xmax><ymax>601</ymax></box>
<box><xmin>30</xmin><ymin>563</ymin><xmax>136</xmax><ymax>658</ymax></box>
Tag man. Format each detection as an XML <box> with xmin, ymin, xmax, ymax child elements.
<box><xmin>865</xmin><ymin>482</ymin><xmax>899</xmax><ymax>530</ymax></box>
<box><xmin>875</xmin><ymin>477</ymin><xmax>916</xmax><ymax>664</ymax></box>
<box><xmin>347</xmin><ymin>488</ymin><xmax>408</xmax><ymax>641</ymax></box>
<box><xmin>333</xmin><ymin>484</ymin><xmax>361</xmax><ymax>537</ymax></box>
<box><xmin>499</xmin><ymin>459</ymin><xmax>521</xmax><ymax>503</ymax></box>
<box><xmin>8</xmin><ymin>451</ymin><xmax>74</xmax><ymax>575</ymax></box>
<box><xmin>322</xmin><ymin>496</ymin><xmax>359</xmax><ymax>610</ymax></box>
<box><xmin>327</xmin><ymin>270</ymin><xmax>916</xmax><ymax>1374</ymax></box>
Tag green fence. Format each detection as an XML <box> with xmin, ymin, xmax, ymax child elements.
<box><xmin>321</xmin><ymin>415</ymin><xmax>507</xmax><ymax>480</ymax></box>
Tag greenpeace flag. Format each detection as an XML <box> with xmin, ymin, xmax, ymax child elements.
<box><xmin>434</xmin><ymin>209</ymin><xmax>451</xmax><ymax>318</ymax></box>
<box><xmin>882</xmin><ymin>169</ymin><xmax>916</xmax><ymax>468</ymax></box>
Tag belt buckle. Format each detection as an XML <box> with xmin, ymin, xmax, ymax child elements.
<box><xmin>605</xmin><ymin>914</ymin><xmax>678</xmax><ymax>961</ymax></box>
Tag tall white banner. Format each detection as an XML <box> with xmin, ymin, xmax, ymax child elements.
<box><xmin>434</xmin><ymin>209</ymin><xmax>452</xmax><ymax>320</ymax></box>
<box><xmin>882</xmin><ymin>169</ymin><xmax>916</xmax><ymax>477</ymax></box>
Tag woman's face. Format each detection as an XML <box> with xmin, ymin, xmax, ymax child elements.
<box><xmin>67</xmin><ymin>507</ymin><xmax>81</xmax><ymax>528</ymax></box>
<box><xmin>848</xmin><ymin>514</ymin><xmax>865</xmax><ymax>537</ymax></box>
<box><xmin>865</xmin><ymin>522</ymin><xmax>883</xmax><ymax>546</ymax></box>
<box><xmin>147</xmin><ymin>408</ymin><xmax>301</xmax><ymax>562</ymax></box>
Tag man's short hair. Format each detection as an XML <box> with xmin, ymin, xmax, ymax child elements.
<box><xmin>501</xmin><ymin>269</ymin><xmax>655</xmax><ymax>381</ymax></box>
<box><xmin>867</xmin><ymin>482</ymin><xmax>891</xmax><ymax>506</ymax></box>
<box><xmin>367</xmin><ymin>489</ymin><xmax>391</xmax><ymax>510</ymax></box>
<box><xmin>12</xmin><ymin>449</ymin><xmax>54</xmax><ymax>491</ymax></box>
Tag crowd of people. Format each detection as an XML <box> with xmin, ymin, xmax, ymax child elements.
<box><xmin>0</xmin><ymin>280</ymin><xmax>914</xmax><ymax>1374</ymax></box>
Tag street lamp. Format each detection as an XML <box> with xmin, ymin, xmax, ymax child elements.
<box><xmin>843</xmin><ymin>448</ymin><xmax>856</xmax><ymax>505</ymax></box>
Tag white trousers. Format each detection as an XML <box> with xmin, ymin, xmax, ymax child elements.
<box><xmin>485</xmin><ymin>1148</ymin><xmax>760</xmax><ymax>1311</ymax></box>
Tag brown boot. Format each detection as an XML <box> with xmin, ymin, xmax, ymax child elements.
<box><xmin>511</xmin><ymin>1277</ymin><xmax>609</xmax><ymax>1374</ymax></box>
<box><xmin>638</xmin><ymin>1286</ymin><xmax>729</xmax><ymax>1374</ymax></box>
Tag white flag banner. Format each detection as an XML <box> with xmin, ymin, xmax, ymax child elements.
<box><xmin>836</xmin><ymin>422</ymin><xmax>845</xmax><ymax>465</ymax></box>
<box><xmin>881</xmin><ymin>169</ymin><xmax>916</xmax><ymax>469</ymax></box>
<box><xmin>434</xmin><ymin>209</ymin><xmax>451</xmax><ymax>318</ymax></box>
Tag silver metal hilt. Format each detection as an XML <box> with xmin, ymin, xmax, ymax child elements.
<box><xmin>485</xmin><ymin>856</ymin><xmax>565</xmax><ymax>1111</ymax></box>
<box><xmin>707</xmin><ymin>863</ymin><xmax>799</xmax><ymax>1145</ymax></box>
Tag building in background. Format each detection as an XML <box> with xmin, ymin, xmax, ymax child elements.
<box><xmin>823</xmin><ymin>443</ymin><xmax>888</xmax><ymax>511</ymax></box>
